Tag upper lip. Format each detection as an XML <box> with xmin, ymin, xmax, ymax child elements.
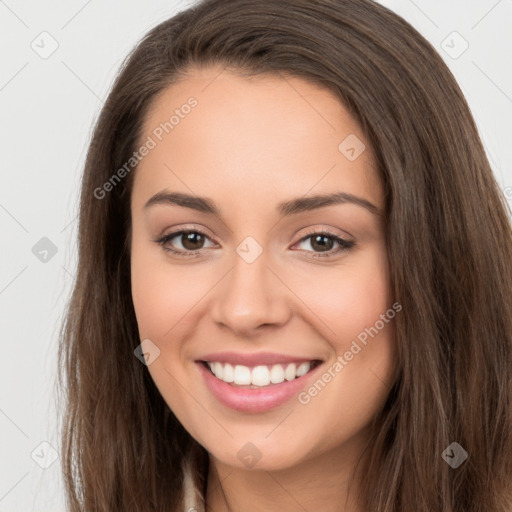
<box><xmin>196</xmin><ymin>351</ymin><xmax>322</xmax><ymax>366</ymax></box>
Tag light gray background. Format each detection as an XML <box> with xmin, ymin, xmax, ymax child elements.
<box><xmin>1</xmin><ymin>0</ymin><xmax>511</xmax><ymax>510</ymax></box>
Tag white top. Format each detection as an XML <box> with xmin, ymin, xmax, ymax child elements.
<box><xmin>179</xmin><ymin>441</ymin><xmax>207</xmax><ymax>512</ymax></box>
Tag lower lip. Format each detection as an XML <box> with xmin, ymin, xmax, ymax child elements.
<box><xmin>195</xmin><ymin>361</ymin><xmax>323</xmax><ymax>413</ymax></box>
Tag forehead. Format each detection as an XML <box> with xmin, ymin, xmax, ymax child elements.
<box><xmin>131</xmin><ymin>65</ymin><xmax>382</xmax><ymax>217</ymax></box>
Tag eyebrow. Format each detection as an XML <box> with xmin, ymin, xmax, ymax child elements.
<box><xmin>143</xmin><ymin>190</ymin><xmax>380</xmax><ymax>217</ymax></box>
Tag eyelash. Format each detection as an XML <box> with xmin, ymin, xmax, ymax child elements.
<box><xmin>154</xmin><ymin>227</ymin><xmax>355</xmax><ymax>259</ymax></box>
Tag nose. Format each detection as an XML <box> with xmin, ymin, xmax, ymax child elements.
<box><xmin>210</xmin><ymin>248</ymin><xmax>291</xmax><ymax>337</ymax></box>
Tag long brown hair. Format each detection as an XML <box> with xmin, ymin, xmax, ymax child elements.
<box><xmin>56</xmin><ymin>0</ymin><xmax>512</xmax><ymax>510</ymax></box>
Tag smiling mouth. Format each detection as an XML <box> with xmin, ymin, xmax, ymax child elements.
<box><xmin>200</xmin><ymin>359</ymin><xmax>323</xmax><ymax>388</ymax></box>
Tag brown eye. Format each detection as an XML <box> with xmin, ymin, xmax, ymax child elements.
<box><xmin>309</xmin><ymin>234</ymin><xmax>335</xmax><ymax>252</ymax></box>
<box><xmin>180</xmin><ymin>231</ymin><xmax>206</xmax><ymax>250</ymax></box>
<box><xmin>155</xmin><ymin>229</ymin><xmax>215</xmax><ymax>256</ymax></box>
<box><xmin>295</xmin><ymin>231</ymin><xmax>355</xmax><ymax>258</ymax></box>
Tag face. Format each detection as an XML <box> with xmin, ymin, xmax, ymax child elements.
<box><xmin>130</xmin><ymin>64</ymin><xmax>397</xmax><ymax>472</ymax></box>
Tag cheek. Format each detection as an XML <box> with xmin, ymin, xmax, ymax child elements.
<box><xmin>293</xmin><ymin>244</ymin><xmax>396</xmax><ymax>402</ymax></box>
<box><xmin>130</xmin><ymin>240</ymin><xmax>209</xmax><ymax>342</ymax></box>
<box><xmin>292</xmin><ymin>255</ymin><xmax>396</xmax><ymax>449</ymax></box>
<box><xmin>130</xmin><ymin>241</ymin><xmax>208</xmax><ymax>434</ymax></box>
<box><xmin>291</xmin><ymin>244</ymin><xmax>393</xmax><ymax>348</ymax></box>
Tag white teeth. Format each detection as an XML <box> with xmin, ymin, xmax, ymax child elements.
<box><xmin>233</xmin><ymin>365</ymin><xmax>251</xmax><ymax>385</ymax></box>
<box><xmin>269</xmin><ymin>364</ymin><xmax>285</xmax><ymax>384</ymax></box>
<box><xmin>284</xmin><ymin>363</ymin><xmax>296</xmax><ymax>381</ymax></box>
<box><xmin>296</xmin><ymin>362</ymin><xmax>310</xmax><ymax>377</ymax></box>
<box><xmin>251</xmin><ymin>365</ymin><xmax>270</xmax><ymax>386</ymax></box>
<box><xmin>206</xmin><ymin>361</ymin><xmax>314</xmax><ymax>386</ymax></box>
<box><xmin>222</xmin><ymin>363</ymin><xmax>234</xmax><ymax>382</ymax></box>
<box><xmin>213</xmin><ymin>362</ymin><xmax>223</xmax><ymax>379</ymax></box>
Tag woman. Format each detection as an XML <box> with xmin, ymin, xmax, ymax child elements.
<box><xmin>57</xmin><ymin>0</ymin><xmax>512</xmax><ymax>510</ymax></box>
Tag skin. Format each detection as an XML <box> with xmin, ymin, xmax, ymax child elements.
<box><xmin>130</xmin><ymin>63</ymin><xmax>397</xmax><ymax>512</ymax></box>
